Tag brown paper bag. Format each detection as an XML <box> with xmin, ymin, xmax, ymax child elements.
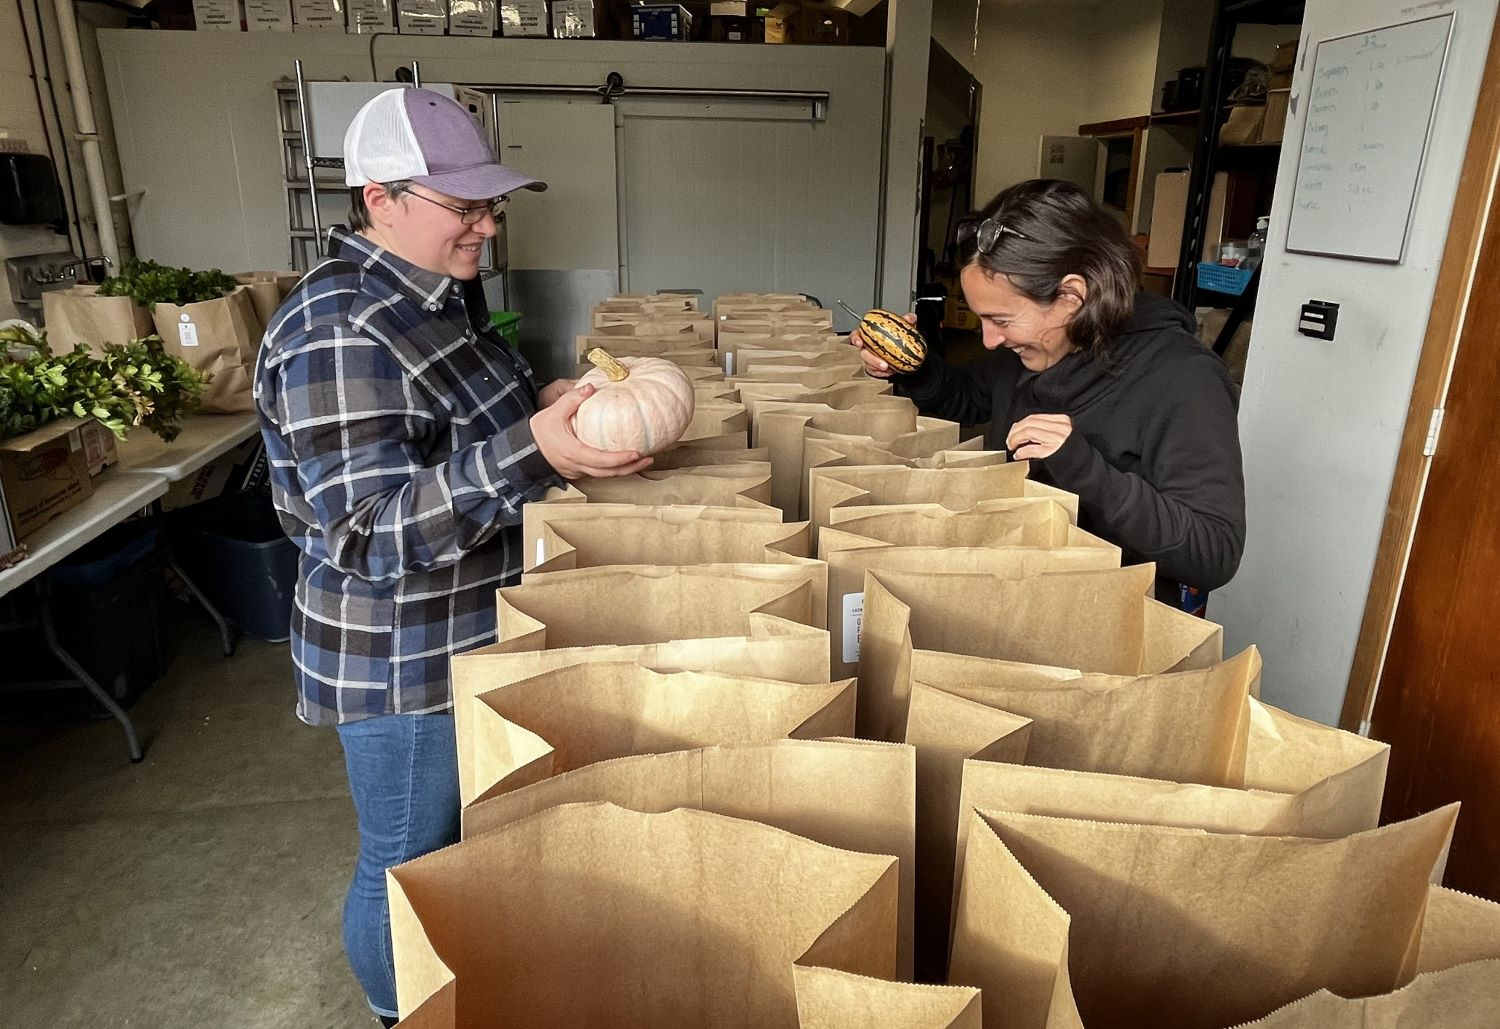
<box><xmin>152</xmin><ymin>286</ymin><xmax>262</xmax><ymax>414</ymax></box>
<box><xmin>731</xmin><ymin>364</ymin><xmax>870</xmax><ymax>389</ymax></box>
<box><xmin>649</xmin><ymin>439</ymin><xmax>772</xmax><ymax>471</ymax></box>
<box><xmin>857</xmin><ymin>563</ymin><xmax>1223</xmax><ymax>742</ymax></box>
<box><xmin>742</xmin><ymin>380</ymin><xmax>894</xmax><ymax>428</ymax></box>
<box><xmin>949</xmin><ymin>805</ymin><xmax>1459</xmax><ymax>1029</ymax></box>
<box><xmin>449</xmin><ymin>565</ymin><xmax>827</xmax><ymax>803</ymax></box>
<box><xmin>524</xmin><ymin>502</ymin><xmax>811</xmax><ymax>573</ymax></box>
<box><xmin>810</xmin><ymin>461</ymin><xmax>1079</xmax><ymax>539</ymax></box>
<box><xmin>466</xmin><ymin>662</ymin><xmax>855</xmax><ymax>802</ymax></box>
<box><xmin>460</xmin><ymin>738</ymin><xmax>918</xmax><ymax>977</ymax></box>
<box><xmin>41</xmin><ymin>286</ymin><xmax>155</xmax><ymax>353</ymax></box>
<box><xmin>794</xmin><ymin>966</ymin><xmax>982</xmax><ymax>1029</ymax></box>
<box><xmin>389</xmin><ymin>803</ymin><xmax>899</xmax><ymax>1026</ymax></box>
<box><xmin>593</xmin><ymin>313</ymin><xmax>714</xmax><ymax>340</ymax></box>
<box><xmin>695</xmin><ymin>383</ymin><xmax>742</xmax><ymax>403</ymax></box>
<box><xmin>1243</xmin><ymin>699</ymin><xmax>1390</xmax><ymax>836</ymax></box>
<box><xmin>452</xmin><ymin>614</ymin><xmax>830</xmax><ymax>806</ymax></box>
<box><xmin>233</xmin><ymin>270</ymin><xmax>300</xmax><ymax>328</ymax></box>
<box><xmin>1417</xmin><ymin>885</ymin><xmax>1500</xmax><ymax>973</ymax></box>
<box><xmin>1225</xmin><ymin>960</ymin><xmax>1500</xmax><ymax>1028</ymax></box>
<box><xmin>714</xmin><ymin>292</ymin><xmax>817</xmax><ymax>317</ymax></box>
<box><xmin>568</xmin><ymin>461</ymin><xmax>776</xmax><ymax>507</ymax></box>
<box><xmin>753</xmin><ymin>397</ymin><xmax>924</xmax><ymax>515</ymax></box>
<box><xmin>683</xmin><ymin>399</ymin><xmax>750</xmax><ymax>442</ymax></box>
<box><xmin>819</xmin><ymin>503</ymin><xmax>1119</xmax><ymax>677</ymax></box>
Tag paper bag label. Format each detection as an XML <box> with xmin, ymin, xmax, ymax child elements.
<box><xmin>841</xmin><ymin>591</ymin><xmax>864</xmax><ymax>664</ymax></box>
<box><xmin>724</xmin><ymin>352</ymin><xmax>734</xmax><ymax>375</ymax></box>
<box><xmin>179</xmin><ymin>316</ymin><xmax>199</xmax><ymax>348</ymax></box>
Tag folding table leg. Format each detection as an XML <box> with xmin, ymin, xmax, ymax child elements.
<box><xmin>168</xmin><ymin>555</ymin><xmax>238</xmax><ymax>658</ymax></box>
<box><xmin>37</xmin><ymin>593</ymin><xmax>144</xmax><ymax>764</ymax></box>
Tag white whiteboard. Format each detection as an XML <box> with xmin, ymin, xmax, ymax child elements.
<box><xmin>1285</xmin><ymin>14</ymin><xmax>1454</xmax><ymax>263</ymax></box>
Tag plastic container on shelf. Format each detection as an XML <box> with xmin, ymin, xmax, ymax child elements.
<box><xmin>173</xmin><ymin>490</ymin><xmax>298</xmax><ymax>643</ymax></box>
<box><xmin>489</xmin><ymin>311</ymin><xmax>523</xmax><ymax>348</ymax></box>
<box><xmin>1196</xmin><ymin>262</ymin><xmax>1255</xmax><ymax>296</ymax></box>
<box><xmin>1245</xmin><ymin>216</ymin><xmax>1269</xmax><ymax>270</ymax></box>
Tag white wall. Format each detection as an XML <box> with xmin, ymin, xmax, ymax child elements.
<box><xmin>1083</xmin><ymin>0</ymin><xmax>1165</xmax><ymax>125</ymax></box>
<box><xmin>1212</xmin><ymin>0</ymin><xmax>1499</xmax><ymax>726</ymax></box>
<box><xmin>932</xmin><ymin>0</ymin><xmax>1094</xmax><ymax>204</ymax></box>
<box><xmin>932</xmin><ymin>0</ymin><xmax>1170</xmax><ymax>204</ymax></box>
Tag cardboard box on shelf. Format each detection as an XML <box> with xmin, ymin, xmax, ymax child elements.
<box><xmin>80</xmin><ymin>422</ymin><xmax>119</xmax><ymax>479</ymax></box>
<box><xmin>632</xmin><ymin>2</ymin><xmax>691</xmax><ymax>39</ymax></box>
<box><xmin>347</xmin><ymin>0</ymin><xmax>395</xmax><ymax>31</ymax></box>
<box><xmin>1270</xmin><ymin>38</ymin><xmax>1299</xmax><ymax>74</ymax></box>
<box><xmin>500</xmin><ymin>0</ymin><xmax>548</xmax><ymax>34</ymax></box>
<box><xmin>292</xmin><ymin>0</ymin><xmax>346</xmax><ymax>30</ymax></box>
<box><xmin>397</xmin><ymin>0</ymin><xmax>446</xmax><ymax>31</ymax></box>
<box><xmin>0</xmin><ymin>419</ymin><xmax>97</xmax><ymax>552</ymax></box>
<box><xmin>1269</xmin><ymin>68</ymin><xmax>1294</xmax><ymax>90</ymax></box>
<box><xmin>244</xmin><ymin>0</ymin><xmax>293</xmax><ymax>29</ymax></box>
<box><xmin>160</xmin><ymin>437</ymin><xmax>269</xmax><ymax>513</ymax></box>
<box><xmin>1218</xmin><ymin>104</ymin><xmax>1265</xmax><ymax>146</ymax></box>
<box><xmin>551</xmin><ymin>0</ymin><xmax>617</xmax><ymax>37</ymax></box>
<box><xmin>449</xmin><ymin>0</ymin><xmax>498</xmax><ymax>34</ymax></box>
<box><xmin>192</xmin><ymin>0</ymin><xmax>242</xmax><ymax>29</ymax></box>
<box><xmin>1260</xmin><ymin>88</ymin><xmax>1291</xmax><ymax>144</ymax></box>
<box><xmin>709</xmin><ymin>13</ymin><xmax>757</xmax><ymax>40</ymax></box>
<box><xmin>1147</xmin><ymin>169</ymin><xmax>1253</xmax><ymax>270</ymax></box>
<box><xmin>764</xmin><ymin>1</ymin><xmax>795</xmax><ymax>41</ymax></box>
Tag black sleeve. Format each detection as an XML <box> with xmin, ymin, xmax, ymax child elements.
<box><xmin>1040</xmin><ymin>350</ymin><xmax>1246</xmax><ymax>591</ymax></box>
<box><xmin>891</xmin><ymin>348</ymin><xmax>1016</xmax><ymax>426</ymax></box>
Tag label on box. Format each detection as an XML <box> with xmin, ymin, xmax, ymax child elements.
<box><xmin>348</xmin><ymin>0</ymin><xmax>394</xmax><ymax>31</ymax></box>
<box><xmin>398</xmin><ymin>0</ymin><xmax>446</xmax><ymax>31</ymax></box>
<box><xmin>550</xmin><ymin>0</ymin><xmax>594</xmax><ymax>37</ymax></box>
<box><xmin>193</xmin><ymin>0</ymin><xmax>242</xmax><ymax>29</ymax></box>
<box><xmin>501</xmin><ymin>0</ymin><xmax>548</xmax><ymax>35</ymax></box>
<box><xmin>293</xmin><ymin>0</ymin><xmax>346</xmax><ymax>29</ymax></box>
<box><xmin>179</xmin><ymin>316</ymin><xmax>200</xmax><ymax>348</ymax></box>
<box><xmin>841</xmin><ymin>592</ymin><xmax>864</xmax><ymax>664</ymax></box>
<box><xmin>449</xmin><ymin>0</ymin><xmax>498</xmax><ymax>34</ymax></box>
<box><xmin>245</xmin><ymin>0</ymin><xmax>293</xmax><ymax>29</ymax></box>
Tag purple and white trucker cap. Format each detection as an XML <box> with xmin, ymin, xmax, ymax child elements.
<box><xmin>344</xmin><ymin>88</ymin><xmax>547</xmax><ymax>200</ymax></box>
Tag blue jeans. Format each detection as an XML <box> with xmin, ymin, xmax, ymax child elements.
<box><xmin>335</xmin><ymin>712</ymin><xmax>460</xmax><ymax>1019</ymax></box>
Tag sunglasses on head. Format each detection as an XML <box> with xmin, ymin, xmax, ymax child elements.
<box><xmin>956</xmin><ymin>216</ymin><xmax>1037</xmax><ymax>253</ymax></box>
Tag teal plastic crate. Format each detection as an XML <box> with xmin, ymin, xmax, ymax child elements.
<box><xmin>1196</xmin><ymin>263</ymin><xmax>1254</xmax><ymax>296</ymax></box>
<box><xmin>489</xmin><ymin>311</ymin><xmax>523</xmax><ymax>347</ymax></box>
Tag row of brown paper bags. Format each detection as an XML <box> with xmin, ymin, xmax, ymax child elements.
<box><xmin>412</xmin><ymin>557</ymin><xmax>1500</xmax><ymax>1028</ymax></box>
<box><xmin>40</xmin><ymin>271</ymin><xmax>298</xmax><ymax>414</ymax></box>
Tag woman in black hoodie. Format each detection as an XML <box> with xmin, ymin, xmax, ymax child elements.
<box><xmin>856</xmin><ymin>179</ymin><xmax>1246</xmax><ymax>609</ymax></box>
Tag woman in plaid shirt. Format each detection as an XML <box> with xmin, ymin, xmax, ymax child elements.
<box><xmin>254</xmin><ymin>88</ymin><xmax>649</xmax><ymax>1025</ymax></box>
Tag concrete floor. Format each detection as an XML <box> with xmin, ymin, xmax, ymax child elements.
<box><xmin>0</xmin><ymin>604</ymin><xmax>379</xmax><ymax>1029</ymax></box>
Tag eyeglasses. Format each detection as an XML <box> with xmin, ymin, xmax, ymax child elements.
<box><xmin>404</xmin><ymin>190</ymin><xmax>509</xmax><ymax>226</ymax></box>
<box><xmin>957</xmin><ymin>217</ymin><xmax>1036</xmax><ymax>253</ymax></box>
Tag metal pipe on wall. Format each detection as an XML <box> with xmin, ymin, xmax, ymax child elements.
<box><xmin>51</xmin><ymin>0</ymin><xmax>120</xmax><ymax>269</ymax></box>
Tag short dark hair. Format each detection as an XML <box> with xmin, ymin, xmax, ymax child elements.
<box><xmin>959</xmin><ymin>179</ymin><xmax>1141</xmax><ymax>356</ymax></box>
<box><xmin>347</xmin><ymin>180</ymin><xmax>413</xmax><ymax>232</ymax></box>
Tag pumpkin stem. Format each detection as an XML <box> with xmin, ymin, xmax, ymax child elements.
<box><xmin>586</xmin><ymin>348</ymin><xmax>630</xmax><ymax>382</ymax></box>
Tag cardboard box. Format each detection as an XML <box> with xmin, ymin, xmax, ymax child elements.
<box><xmin>1147</xmin><ymin>169</ymin><xmax>1251</xmax><ymax>270</ymax></box>
<box><xmin>550</xmin><ymin>0</ymin><xmax>598</xmax><ymax>36</ymax></box>
<box><xmin>244</xmin><ymin>0</ymin><xmax>293</xmax><ymax>29</ymax></box>
<box><xmin>397</xmin><ymin>0</ymin><xmax>446</xmax><ymax>31</ymax></box>
<box><xmin>347</xmin><ymin>0</ymin><xmax>395</xmax><ymax>31</ymax></box>
<box><xmin>0</xmin><ymin>419</ymin><xmax>96</xmax><ymax>551</ymax></box>
<box><xmin>1270</xmin><ymin>38</ymin><xmax>1299</xmax><ymax>74</ymax></box>
<box><xmin>1269</xmin><ymin>69</ymin><xmax>1294</xmax><ymax>90</ymax></box>
<box><xmin>292</xmin><ymin>0</ymin><xmax>346</xmax><ymax>30</ymax></box>
<box><xmin>1260</xmin><ymin>88</ymin><xmax>1290</xmax><ymax>144</ymax></box>
<box><xmin>500</xmin><ymin>0</ymin><xmax>547</xmax><ymax>34</ymax></box>
<box><xmin>632</xmin><ymin>2</ymin><xmax>690</xmax><ymax>39</ymax></box>
<box><xmin>765</xmin><ymin>1</ymin><xmax>795</xmax><ymax>42</ymax></box>
<box><xmin>449</xmin><ymin>0</ymin><xmax>497</xmax><ymax>34</ymax></box>
<box><xmin>80</xmin><ymin>421</ymin><xmax>119</xmax><ymax>478</ymax></box>
<box><xmin>709</xmin><ymin>0</ymin><xmax>750</xmax><ymax>13</ymax></box>
<box><xmin>192</xmin><ymin>0</ymin><xmax>242</xmax><ymax>29</ymax></box>
<box><xmin>1218</xmin><ymin>104</ymin><xmax>1265</xmax><ymax>146</ymax></box>
<box><xmin>160</xmin><ymin>437</ymin><xmax>269</xmax><ymax>513</ymax></box>
<box><xmin>709</xmin><ymin>13</ymin><xmax>757</xmax><ymax>41</ymax></box>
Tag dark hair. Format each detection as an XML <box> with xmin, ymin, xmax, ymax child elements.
<box><xmin>347</xmin><ymin>180</ymin><xmax>413</xmax><ymax>232</ymax></box>
<box><xmin>958</xmin><ymin>179</ymin><xmax>1141</xmax><ymax>356</ymax></box>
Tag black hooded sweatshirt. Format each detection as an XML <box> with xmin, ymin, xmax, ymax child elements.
<box><xmin>893</xmin><ymin>292</ymin><xmax>1246</xmax><ymax>601</ymax></box>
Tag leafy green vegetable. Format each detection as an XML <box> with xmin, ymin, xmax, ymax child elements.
<box><xmin>97</xmin><ymin>259</ymin><xmax>238</xmax><ymax>311</ymax></box>
<box><xmin>0</xmin><ymin>331</ymin><xmax>206</xmax><ymax>443</ymax></box>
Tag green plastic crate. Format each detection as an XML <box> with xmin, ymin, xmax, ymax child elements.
<box><xmin>489</xmin><ymin>311</ymin><xmax>523</xmax><ymax>347</ymax></box>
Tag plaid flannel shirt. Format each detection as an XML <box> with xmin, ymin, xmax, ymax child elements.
<box><xmin>254</xmin><ymin>227</ymin><xmax>561</xmax><ymax>727</ymax></box>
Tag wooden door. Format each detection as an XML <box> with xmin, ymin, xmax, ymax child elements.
<box><xmin>1370</xmin><ymin>193</ymin><xmax>1500</xmax><ymax>897</ymax></box>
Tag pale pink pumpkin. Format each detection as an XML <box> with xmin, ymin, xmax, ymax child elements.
<box><xmin>573</xmin><ymin>349</ymin><xmax>696</xmax><ymax>455</ymax></box>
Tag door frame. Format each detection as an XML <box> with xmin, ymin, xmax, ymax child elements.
<box><xmin>1341</xmin><ymin>12</ymin><xmax>1500</xmax><ymax>732</ymax></box>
